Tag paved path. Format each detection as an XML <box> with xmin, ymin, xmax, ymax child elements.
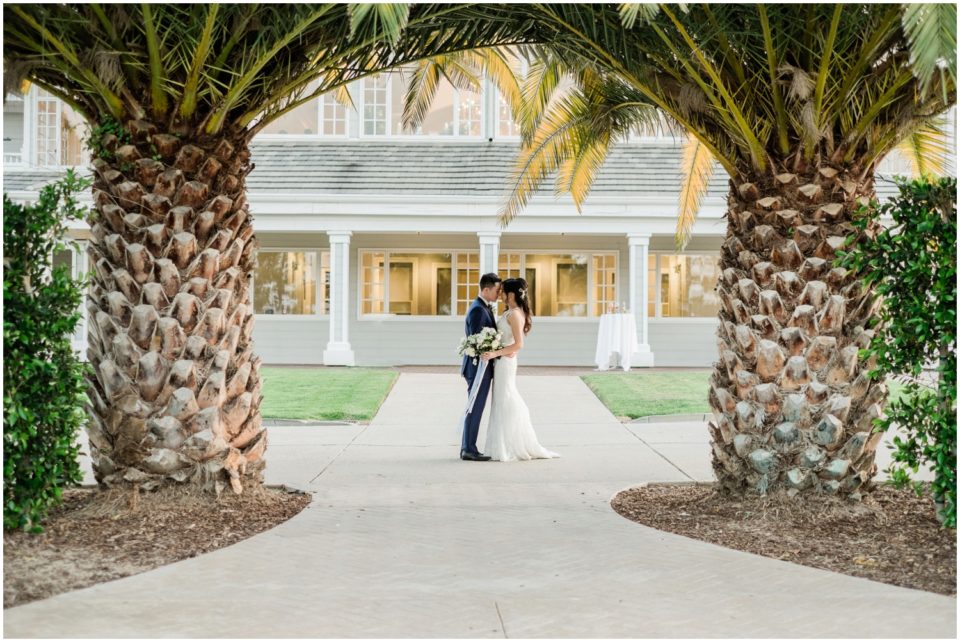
<box><xmin>5</xmin><ymin>374</ymin><xmax>955</xmax><ymax>638</ymax></box>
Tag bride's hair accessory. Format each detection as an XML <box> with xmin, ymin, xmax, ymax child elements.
<box><xmin>518</xmin><ymin>288</ymin><xmax>527</xmax><ymax>300</ymax></box>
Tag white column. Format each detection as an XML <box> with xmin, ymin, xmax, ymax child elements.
<box><xmin>323</xmin><ymin>231</ymin><xmax>356</xmax><ymax>366</ymax></box>
<box><xmin>627</xmin><ymin>233</ymin><xmax>655</xmax><ymax>367</ymax></box>
<box><xmin>478</xmin><ymin>232</ymin><xmax>501</xmax><ymax>276</ymax></box>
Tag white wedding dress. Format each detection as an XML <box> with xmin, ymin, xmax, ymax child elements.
<box><xmin>485</xmin><ymin>309</ymin><xmax>561</xmax><ymax>462</ymax></box>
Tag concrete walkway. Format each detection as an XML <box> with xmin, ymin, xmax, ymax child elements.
<box><xmin>4</xmin><ymin>374</ymin><xmax>955</xmax><ymax>638</ymax></box>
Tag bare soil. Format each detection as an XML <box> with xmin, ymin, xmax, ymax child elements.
<box><xmin>4</xmin><ymin>485</ymin><xmax>311</xmax><ymax>609</ymax></box>
<box><xmin>612</xmin><ymin>483</ymin><xmax>956</xmax><ymax>596</ymax></box>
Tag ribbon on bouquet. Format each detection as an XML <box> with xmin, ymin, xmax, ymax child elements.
<box><xmin>458</xmin><ymin>359</ymin><xmax>489</xmax><ymax>437</ymax></box>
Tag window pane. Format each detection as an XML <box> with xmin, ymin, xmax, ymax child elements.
<box><xmin>498</xmin><ymin>252</ymin><xmax>522</xmax><ymax>279</ymax></box>
<box><xmin>593</xmin><ymin>254</ymin><xmax>617</xmax><ymax>315</ymax></box>
<box><xmin>456</xmin><ymin>253</ymin><xmax>479</xmax><ymax>315</ymax></box>
<box><xmin>320</xmin><ymin>96</ymin><xmax>347</xmax><ymax>136</ymax></box>
<box><xmin>361</xmin><ymin>252</ymin><xmax>385</xmax><ymax>314</ymax></box>
<box><xmin>362</xmin><ymin>252</ymin><xmax>454</xmax><ymax>316</ymax></box>
<box><xmin>498</xmin><ymin>93</ymin><xmax>519</xmax><ymax>137</ymax></box>
<box><xmin>388</xmin><ymin>253</ymin><xmax>453</xmax><ymax>315</ymax></box>
<box><xmin>524</xmin><ymin>253</ymin><xmax>589</xmax><ymax>317</ymax></box>
<box><xmin>254</xmin><ymin>252</ymin><xmax>317</xmax><ymax>314</ymax></box>
<box><xmin>458</xmin><ymin>87</ymin><xmax>481</xmax><ymax>136</ymax></box>
<box><xmin>657</xmin><ymin>254</ymin><xmax>721</xmax><ymax>317</ymax></box>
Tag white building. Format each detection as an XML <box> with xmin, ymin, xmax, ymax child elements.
<box><xmin>3</xmin><ymin>74</ymin><xmax>936</xmax><ymax>368</ymax></box>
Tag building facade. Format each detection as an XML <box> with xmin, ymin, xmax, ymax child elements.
<box><xmin>3</xmin><ymin>73</ymin><xmax>943</xmax><ymax>368</ymax></box>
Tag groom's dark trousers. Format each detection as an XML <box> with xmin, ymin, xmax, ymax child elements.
<box><xmin>461</xmin><ymin>296</ymin><xmax>496</xmax><ymax>454</ymax></box>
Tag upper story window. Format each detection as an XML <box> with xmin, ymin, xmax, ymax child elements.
<box><xmin>359</xmin><ymin>70</ymin><xmax>483</xmax><ymax>138</ymax></box>
<box><xmin>254</xmin><ymin>67</ymin><xmax>487</xmax><ymax>140</ymax></box>
<box><xmin>260</xmin><ymin>82</ymin><xmax>349</xmax><ymax>136</ymax></box>
<box><xmin>3</xmin><ymin>87</ymin><xmax>88</xmax><ymax>167</ymax></box>
<box><xmin>35</xmin><ymin>89</ymin><xmax>86</xmax><ymax>167</ymax></box>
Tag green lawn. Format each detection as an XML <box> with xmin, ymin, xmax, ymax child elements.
<box><xmin>260</xmin><ymin>367</ymin><xmax>398</xmax><ymax>421</ymax></box>
<box><xmin>582</xmin><ymin>370</ymin><xmax>712</xmax><ymax>418</ymax></box>
<box><xmin>583</xmin><ymin>370</ymin><xmax>907</xmax><ymax>419</ymax></box>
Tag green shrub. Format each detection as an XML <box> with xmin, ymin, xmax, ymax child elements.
<box><xmin>843</xmin><ymin>177</ymin><xmax>957</xmax><ymax>527</ymax></box>
<box><xmin>3</xmin><ymin>171</ymin><xmax>91</xmax><ymax>532</ymax></box>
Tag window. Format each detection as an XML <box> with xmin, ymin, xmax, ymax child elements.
<box><xmin>593</xmin><ymin>254</ymin><xmax>617</xmax><ymax>315</ymax></box>
<box><xmin>500</xmin><ymin>253</ymin><xmax>522</xmax><ymax>279</ymax></box>
<box><xmin>455</xmin><ymin>253</ymin><xmax>479</xmax><ymax>315</ymax></box>
<box><xmin>33</xmin><ymin>89</ymin><xmax>87</xmax><ymax>167</ymax></box>
<box><xmin>320</xmin><ymin>94</ymin><xmax>348</xmax><ymax>136</ymax></box>
<box><xmin>363</xmin><ymin>75</ymin><xmax>389</xmax><ymax>135</ymax></box>
<box><xmin>361</xmin><ymin>251</ymin><xmax>491</xmax><ymax>316</ymax></box>
<box><xmin>35</xmin><ymin>90</ymin><xmax>59</xmax><ymax>166</ymax></box>
<box><xmin>497</xmin><ymin>252</ymin><xmax>617</xmax><ymax>317</ymax></box>
<box><xmin>362</xmin><ymin>69</ymin><xmax>484</xmax><ymax>138</ymax></box>
<box><xmin>52</xmin><ymin>243</ymin><xmax>90</xmax><ymax>350</ymax></box>
<box><xmin>361</xmin><ymin>252</ymin><xmax>385</xmax><ymax>314</ymax></box>
<box><xmin>254</xmin><ymin>251</ymin><xmax>328</xmax><ymax>315</ymax></box>
<box><xmin>497</xmin><ymin>94</ymin><xmax>519</xmax><ymax>137</ymax></box>
<box><xmin>259</xmin><ymin>81</ymin><xmax>348</xmax><ymax>137</ymax></box>
<box><xmin>458</xmin><ymin>87</ymin><xmax>482</xmax><ymax>136</ymax></box>
<box><xmin>495</xmin><ymin>53</ymin><xmax>527</xmax><ymax>137</ymax></box>
<box><xmin>650</xmin><ymin>254</ymin><xmax>721</xmax><ymax>318</ymax></box>
<box><xmin>260</xmin><ymin>94</ymin><xmax>318</xmax><ymax>135</ymax></box>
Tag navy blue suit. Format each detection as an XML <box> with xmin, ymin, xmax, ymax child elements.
<box><xmin>461</xmin><ymin>297</ymin><xmax>496</xmax><ymax>454</ymax></box>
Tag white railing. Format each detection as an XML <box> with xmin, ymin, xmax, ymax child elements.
<box><xmin>4</xmin><ymin>152</ymin><xmax>23</xmax><ymax>164</ymax></box>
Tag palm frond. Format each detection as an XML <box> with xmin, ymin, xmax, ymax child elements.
<box><xmin>676</xmin><ymin>133</ymin><xmax>716</xmax><ymax>250</ymax></box>
<box><xmin>500</xmin><ymin>94</ymin><xmax>585</xmax><ymax>226</ymax></box>
<box><xmin>518</xmin><ymin>54</ymin><xmax>567</xmax><ymax>142</ymax></box>
<box><xmin>894</xmin><ymin>118</ymin><xmax>951</xmax><ymax>178</ymax></box>
<box><xmin>557</xmin><ymin>135</ymin><xmax>611</xmax><ymax>212</ymax></box>
<box><xmin>902</xmin><ymin>3</ymin><xmax>958</xmax><ymax>98</ymax></box>
<box><xmin>619</xmin><ymin>4</ymin><xmax>660</xmax><ymax>29</ymax></box>
<box><xmin>348</xmin><ymin>3</ymin><xmax>411</xmax><ymax>47</ymax></box>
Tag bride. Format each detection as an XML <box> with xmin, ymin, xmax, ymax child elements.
<box><xmin>480</xmin><ymin>278</ymin><xmax>560</xmax><ymax>462</ymax></box>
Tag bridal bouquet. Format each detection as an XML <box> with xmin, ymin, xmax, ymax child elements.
<box><xmin>457</xmin><ymin>327</ymin><xmax>503</xmax><ymax>365</ymax></box>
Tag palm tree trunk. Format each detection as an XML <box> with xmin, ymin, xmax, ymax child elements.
<box><xmin>84</xmin><ymin>119</ymin><xmax>264</xmax><ymax>495</ymax></box>
<box><xmin>709</xmin><ymin>162</ymin><xmax>885</xmax><ymax>498</ymax></box>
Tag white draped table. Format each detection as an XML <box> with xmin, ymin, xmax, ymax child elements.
<box><xmin>594</xmin><ymin>312</ymin><xmax>639</xmax><ymax>371</ymax></box>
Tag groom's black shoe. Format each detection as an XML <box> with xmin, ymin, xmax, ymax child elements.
<box><xmin>460</xmin><ymin>450</ymin><xmax>492</xmax><ymax>461</ymax></box>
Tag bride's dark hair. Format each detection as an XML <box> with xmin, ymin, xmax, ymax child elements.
<box><xmin>501</xmin><ymin>278</ymin><xmax>533</xmax><ymax>334</ymax></box>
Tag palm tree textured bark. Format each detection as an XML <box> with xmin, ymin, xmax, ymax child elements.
<box><xmin>710</xmin><ymin>165</ymin><xmax>883</xmax><ymax>496</ymax></box>
<box><xmin>85</xmin><ymin>123</ymin><xmax>262</xmax><ymax>494</ymax></box>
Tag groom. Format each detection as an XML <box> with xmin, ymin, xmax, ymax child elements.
<box><xmin>460</xmin><ymin>273</ymin><xmax>501</xmax><ymax>461</ymax></box>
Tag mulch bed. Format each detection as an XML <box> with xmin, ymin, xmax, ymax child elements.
<box><xmin>4</xmin><ymin>485</ymin><xmax>311</xmax><ymax>609</ymax></box>
<box><xmin>612</xmin><ymin>483</ymin><xmax>956</xmax><ymax>596</ymax></box>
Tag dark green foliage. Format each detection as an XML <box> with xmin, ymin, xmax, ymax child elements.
<box><xmin>3</xmin><ymin>172</ymin><xmax>91</xmax><ymax>532</ymax></box>
<box><xmin>843</xmin><ymin>177</ymin><xmax>957</xmax><ymax>527</ymax></box>
<box><xmin>85</xmin><ymin>118</ymin><xmax>131</xmax><ymax>161</ymax></box>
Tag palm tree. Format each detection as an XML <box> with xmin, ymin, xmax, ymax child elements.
<box><xmin>3</xmin><ymin>3</ymin><xmax>538</xmax><ymax>494</ymax></box>
<box><xmin>412</xmin><ymin>4</ymin><xmax>957</xmax><ymax>497</ymax></box>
